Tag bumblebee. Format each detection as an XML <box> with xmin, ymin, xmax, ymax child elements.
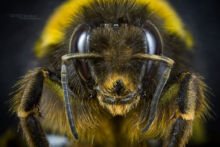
<box><xmin>11</xmin><ymin>0</ymin><xmax>210</xmax><ymax>146</ymax></box>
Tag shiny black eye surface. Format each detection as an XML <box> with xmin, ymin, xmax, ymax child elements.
<box><xmin>71</xmin><ymin>24</ymin><xmax>91</xmax><ymax>53</ymax></box>
<box><xmin>70</xmin><ymin>24</ymin><xmax>92</xmax><ymax>81</ymax></box>
<box><xmin>143</xmin><ymin>23</ymin><xmax>162</xmax><ymax>55</ymax></box>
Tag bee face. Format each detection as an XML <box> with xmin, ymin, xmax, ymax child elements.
<box><xmin>89</xmin><ymin>26</ymin><xmax>143</xmax><ymax>115</ymax></box>
<box><xmin>70</xmin><ymin>23</ymin><xmax>163</xmax><ymax>115</ymax></box>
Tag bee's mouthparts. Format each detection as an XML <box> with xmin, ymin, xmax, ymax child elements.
<box><xmin>102</xmin><ymin>93</ymin><xmax>137</xmax><ymax>104</ymax></box>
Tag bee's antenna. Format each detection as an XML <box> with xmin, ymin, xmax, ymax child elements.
<box><xmin>61</xmin><ymin>62</ymin><xmax>79</xmax><ymax>140</ymax></box>
<box><xmin>132</xmin><ymin>53</ymin><xmax>174</xmax><ymax>133</ymax></box>
<box><xmin>142</xmin><ymin>66</ymin><xmax>171</xmax><ymax>133</ymax></box>
<box><xmin>60</xmin><ymin>53</ymin><xmax>102</xmax><ymax>140</ymax></box>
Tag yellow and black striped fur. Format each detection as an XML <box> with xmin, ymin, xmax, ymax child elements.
<box><xmin>11</xmin><ymin>0</ymin><xmax>210</xmax><ymax>146</ymax></box>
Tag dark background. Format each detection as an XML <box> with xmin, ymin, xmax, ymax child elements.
<box><xmin>1</xmin><ymin>0</ymin><xmax>220</xmax><ymax>146</ymax></box>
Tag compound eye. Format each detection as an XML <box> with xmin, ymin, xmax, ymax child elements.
<box><xmin>71</xmin><ymin>24</ymin><xmax>91</xmax><ymax>81</ymax></box>
<box><xmin>143</xmin><ymin>23</ymin><xmax>162</xmax><ymax>55</ymax></box>
<box><xmin>71</xmin><ymin>24</ymin><xmax>90</xmax><ymax>53</ymax></box>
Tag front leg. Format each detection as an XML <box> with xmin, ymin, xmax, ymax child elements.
<box><xmin>14</xmin><ymin>68</ymin><xmax>50</xmax><ymax>147</ymax></box>
<box><xmin>163</xmin><ymin>72</ymin><xmax>208</xmax><ymax>147</ymax></box>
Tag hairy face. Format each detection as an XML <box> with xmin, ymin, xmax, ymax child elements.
<box><xmin>88</xmin><ymin>26</ymin><xmax>147</xmax><ymax>115</ymax></box>
<box><xmin>70</xmin><ymin>23</ymin><xmax>163</xmax><ymax>116</ymax></box>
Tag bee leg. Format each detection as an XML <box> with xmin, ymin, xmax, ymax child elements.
<box><xmin>163</xmin><ymin>72</ymin><xmax>206</xmax><ymax>147</ymax></box>
<box><xmin>17</xmin><ymin>68</ymin><xmax>49</xmax><ymax>147</ymax></box>
<box><xmin>164</xmin><ymin>116</ymin><xmax>192</xmax><ymax>147</ymax></box>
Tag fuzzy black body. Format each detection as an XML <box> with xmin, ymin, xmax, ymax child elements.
<box><xmin>12</xmin><ymin>0</ymin><xmax>209</xmax><ymax>147</ymax></box>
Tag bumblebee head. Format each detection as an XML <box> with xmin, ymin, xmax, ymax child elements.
<box><xmin>36</xmin><ymin>0</ymin><xmax>194</xmax><ymax>138</ymax></box>
<box><xmin>63</xmin><ymin>21</ymin><xmax>167</xmax><ymax>115</ymax></box>
<box><xmin>39</xmin><ymin>0</ymin><xmax>192</xmax><ymax>118</ymax></box>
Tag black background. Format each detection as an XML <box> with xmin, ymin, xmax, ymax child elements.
<box><xmin>1</xmin><ymin>0</ymin><xmax>220</xmax><ymax>146</ymax></box>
